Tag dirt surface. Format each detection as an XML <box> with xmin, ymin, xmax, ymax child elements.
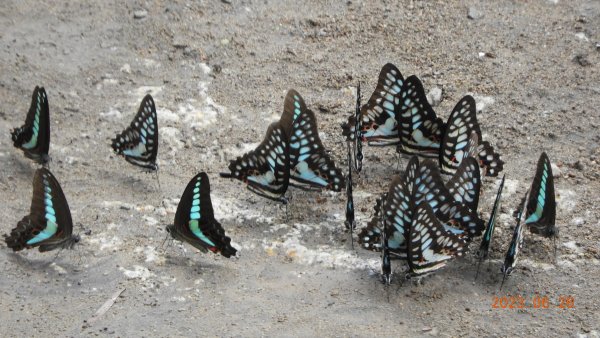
<box><xmin>1</xmin><ymin>0</ymin><xmax>599</xmax><ymax>337</ymax></box>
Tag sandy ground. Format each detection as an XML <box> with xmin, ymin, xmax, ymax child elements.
<box><xmin>1</xmin><ymin>0</ymin><xmax>599</xmax><ymax>337</ymax></box>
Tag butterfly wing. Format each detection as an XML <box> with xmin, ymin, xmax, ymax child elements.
<box><xmin>11</xmin><ymin>86</ymin><xmax>50</xmax><ymax>164</ymax></box>
<box><xmin>525</xmin><ymin>152</ymin><xmax>557</xmax><ymax>237</ymax></box>
<box><xmin>282</xmin><ymin>90</ymin><xmax>345</xmax><ymax>192</ymax></box>
<box><xmin>169</xmin><ymin>172</ymin><xmax>237</xmax><ymax>258</ymax></box>
<box><xmin>111</xmin><ymin>94</ymin><xmax>158</xmax><ymax>170</ymax></box>
<box><xmin>343</xmin><ymin>63</ymin><xmax>404</xmax><ymax>146</ymax></box>
<box><xmin>221</xmin><ymin>122</ymin><xmax>290</xmax><ymax>203</ymax></box>
<box><xmin>344</xmin><ymin>146</ymin><xmax>355</xmax><ymax>230</ymax></box>
<box><xmin>357</xmin><ymin>192</ymin><xmax>387</xmax><ymax>251</ymax></box>
<box><xmin>501</xmin><ymin>200</ymin><xmax>526</xmax><ymax>279</ymax></box>
<box><xmin>446</xmin><ymin>157</ymin><xmax>481</xmax><ymax>212</ymax></box>
<box><xmin>382</xmin><ymin>176</ymin><xmax>413</xmax><ymax>258</ymax></box>
<box><xmin>407</xmin><ymin>202</ymin><xmax>466</xmax><ymax>276</ymax></box>
<box><xmin>477</xmin><ymin>141</ymin><xmax>504</xmax><ymax>177</ymax></box>
<box><xmin>478</xmin><ymin>175</ymin><xmax>505</xmax><ymax>260</ymax></box>
<box><xmin>439</xmin><ymin>96</ymin><xmax>480</xmax><ymax>174</ymax></box>
<box><xmin>4</xmin><ymin>168</ymin><xmax>78</xmax><ymax>252</ymax></box>
<box><xmin>396</xmin><ymin>75</ymin><xmax>446</xmax><ymax>157</ymax></box>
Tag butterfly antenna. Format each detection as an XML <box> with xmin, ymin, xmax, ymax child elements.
<box><xmin>500</xmin><ymin>271</ymin><xmax>508</xmax><ymax>290</ymax></box>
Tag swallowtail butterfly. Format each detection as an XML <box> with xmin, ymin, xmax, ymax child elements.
<box><xmin>11</xmin><ymin>86</ymin><xmax>51</xmax><ymax>164</ymax></box>
<box><xmin>446</xmin><ymin>157</ymin><xmax>481</xmax><ymax>212</ymax></box>
<box><xmin>381</xmin><ymin>227</ymin><xmax>393</xmax><ymax>285</ymax></box>
<box><xmin>524</xmin><ymin>152</ymin><xmax>557</xmax><ymax>239</ymax></box>
<box><xmin>167</xmin><ymin>172</ymin><xmax>237</xmax><ymax>258</ymax></box>
<box><xmin>341</xmin><ymin>63</ymin><xmax>404</xmax><ymax>147</ymax></box>
<box><xmin>501</xmin><ymin>197</ymin><xmax>526</xmax><ymax>288</ymax></box>
<box><xmin>407</xmin><ymin>202</ymin><xmax>466</xmax><ymax>276</ymax></box>
<box><xmin>220</xmin><ymin>121</ymin><xmax>290</xmax><ymax>204</ymax></box>
<box><xmin>280</xmin><ymin>90</ymin><xmax>345</xmax><ymax>192</ymax></box>
<box><xmin>357</xmin><ymin>192</ymin><xmax>387</xmax><ymax>251</ymax></box>
<box><xmin>111</xmin><ymin>94</ymin><xmax>159</xmax><ymax>171</ymax></box>
<box><xmin>476</xmin><ymin>174</ymin><xmax>505</xmax><ymax>279</ymax></box>
<box><xmin>4</xmin><ymin>168</ymin><xmax>79</xmax><ymax>252</ymax></box>
<box><xmin>344</xmin><ymin>143</ymin><xmax>356</xmax><ymax>247</ymax></box>
<box><xmin>396</xmin><ymin>75</ymin><xmax>446</xmax><ymax>158</ymax></box>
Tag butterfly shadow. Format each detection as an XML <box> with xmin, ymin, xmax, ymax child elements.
<box><xmin>2</xmin><ymin>249</ymin><xmax>84</xmax><ymax>277</ymax></box>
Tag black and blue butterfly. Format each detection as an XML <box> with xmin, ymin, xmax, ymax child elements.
<box><xmin>476</xmin><ymin>174</ymin><xmax>505</xmax><ymax>279</ymax></box>
<box><xmin>167</xmin><ymin>172</ymin><xmax>237</xmax><ymax>258</ymax></box>
<box><xmin>11</xmin><ymin>86</ymin><xmax>51</xmax><ymax>164</ymax></box>
<box><xmin>501</xmin><ymin>197</ymin><xmax>526</xmax><ymax>288</ymax></box>
<box><xmin>524</xmin><ymin>152</ymin><xmax>557</xmax><ymax>240</ymax></box>
<box><xmin>344</xmin><ymin>143</ymin><xmax>356</xmax><ymax>247</ymax></box>
<box><xmin>220</xmin><ymin>121</ymin><xmax>290</xmax><ymax>204</ymax></box>
<box><xmin>111</xmin><ymin>94</ymin><xmax>159</xmax><ymax>171</ymax></box>
<box><xmin>439</xmin><ymin>95</ymin><xmax>504</xmax><ymax>176</ymax></box>
<box><xmin>396</xmin><ymin>75</ymin><xmax>446</xmax><ymax>158</ymax></box>
<box><xmin>280</xmin><ymin>90</ymin><xmax>345</xmax><ymax>192</ymax></box>
<box><xmin>4</xmin><ymin>168</ymin><xmax>80</xmax><ymax>252</ymax></box>
<box><xmin>222</xmin><ymin>90</ymin><xmax>344</xmax><ymax>203</ymax></box>
<box><xmin>341</xmin><ymin>63</ymin><xmax>405</xmax><ymax>147</ymax></box>
<box><xmin>407</xmin><ymin>202</ymin><xmax>466</xmax><ymax>277</ymax></box>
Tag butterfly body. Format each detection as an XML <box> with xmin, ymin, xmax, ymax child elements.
<box><xmin>11</xmin><ymin>86</ymin><xmax>51</xmax><ymax>164</ymax></box>
<box><xmin>111</xmin><ymin>94</ymin><xmax>158</xmax><ymax>171</ymax></box>
<box><xmin>4</xmin><ymin>168</ymin><xmax>79</xmax><ymax>252</ymax></box>
<box><xmin>168</xmin><ymin>172</ymin><xmax>237</xmax><ymax>258</ymax></box>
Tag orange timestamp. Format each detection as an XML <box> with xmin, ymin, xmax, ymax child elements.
<box><xmin>492</xmin><ymin>295</ymin><xmax>575</xmax><ymax>309</ymax></box>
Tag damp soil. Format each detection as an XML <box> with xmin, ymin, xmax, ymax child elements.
<box><xmin>1</xmin><ymin>1</ymin><xmax>599</xmax><ymax>337</ymax></box>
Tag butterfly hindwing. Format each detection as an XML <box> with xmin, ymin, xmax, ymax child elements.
<box><xmin>282</xmin><ymin>90</ymin><xmax>345</xmax><ymax>192</ymax></box>
<box><xmin>396</xmin><ymin>75</ymin><xmax>446</xmax><ymax>157</ymax></box>
<box><xmin>407</xmin><ymin>202</ymin><xmax>466</xmax><ymax>276</ymax></box>
<box><xmin>357</xmin><ymin>192</ymin><xmax>387</xmax><ymax>251</ymax></box>
<box><xmin>4</xmin><ymin>168</ymin><xmax>79</xmax><ymax>252</ymax></box>
<box><xmin>168</xmin><ymin>172</ymin><xmax>236</xmax><ymax>258</ymax></box>
<box><xmin>221</xmin><ymin>122</ymin><xmax>290</xmax><ymax>203</ymax></box>
<box><xmin>111</xmin><ymin>94</ymin><xmax>158</xmax><ymax>170</ymax></box>
<box><xmin>501</xmin><ymin>198</ymin><xmax>526</xmax><ymax>286</ymax></box>
<box><xmin>525</xmin><ymin>152</ymin><xmax>557</xmax><ymax>237</ymax></box>
<box><xmin>439</xmin><ymin>96</ymin><xmax>480</xmax><ymax>174</ymax></box>
<box><xmin>478</xmin><ymin>175</ymin><xmax>505</xmax><ymax>261</ymax></box>
<box><xmin>382</xmin><ymin>176</ymin><xmax>413</xmax><ymax>259</ymax></box>
<box><xmin>11</xmin><ymin>86</ymin><xmax>50</xmax><ymax>164</ymax></box>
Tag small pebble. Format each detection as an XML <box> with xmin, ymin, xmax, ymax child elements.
<box><xmin>551</xmin><ymin>163</ymin><xmax>561</xmax><ymax>177</ymax></box>
<box><xmin>467</xmin><ymin>7</ymin><xmax>482</xmax><ymax>20</ymax></box>
<box><xmin>133</xmin><ymin>9</ymin><xmax>148</xmax><ymax>19</ymax></box>
<box><xmin>427</xmin><ymin>87</ymin><xmax>443</xmax><ymax>107</ymax></box>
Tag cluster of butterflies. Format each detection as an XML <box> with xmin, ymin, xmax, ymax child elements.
<box><xmin>5</xmin><ymin>87</ymin><xmax>236</xmax><ymax>258</ymax></box>
<box><xmin>341</xmin><ymin>63</ymin><xmax>504</xmax><ymax>177</ymax></box>
<box><xmin>5</xmin><ymin>65</ymin><xmax>557</xmax><ymax>289</ymax></box>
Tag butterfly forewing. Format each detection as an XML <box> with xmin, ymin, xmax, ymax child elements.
<box><xmin>446</xmin><ymin>157</ymin><xmax>481</xmax><ymax>212</ymax></box>
<box><xmin>501</xmin><ymin>198</ymin><xmax>526</xmax><ymax>281</ymax></box>
<box><xmin>281</xmin><ymin>90</ymin><xmax>345</xmax><ymax>192</ymax></box>
<box><xmin>221</xmin><ymin>121</ymin><xmax>290</xmax><ymax>202</ymax></box>
<box><xmin>407</xmin><ymin>202</ymin><xmax>466</xmax><ymax>276</ymax></box>
<box><xmin>11</xmin><ymin>86</ymin><xmax>50</xmax><ymax>164</ymax></box>
<box><xmin>111</xmin><ymin>94</ymin><xmax>158</xmax><ymax>170</ymax></box>
<box><xmin>382</xmin><ymin>176</ymin><xmax>412</xmax><ymax>258</ymax></box>
<box><xmin>439</xmin><ymin>96</ymin><xmax>481</xmax><ymax>174</ymax></box>
<box><xmin>4</xmin><ymin>168</ymin><xmax>78</xmax><ymax>252</ymax></box>
<box><xmin>357</xmin><ymin>63</ymin><xmax>404</xmax><ymax>146</ymax></box>
<box><xmin>525</xmin><ymin>152</ymin><xmax>557</xmax><ymax>237</ymax></box>
<box><xmin>169</xmin><ymin>172</ymin><xmax>236</xmax><ymax>258</ymax></box>
<box><xmin>396</xmin><ymin>75</ymin><xmax>446</xmax><ymax>157</ymax></box>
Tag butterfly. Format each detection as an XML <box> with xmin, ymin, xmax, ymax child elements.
<box><xmin>396</xmin><ymin>75</ymin><xmax>446</xmax><ymax>158</ymax></box>
<box><xmin>111</xmin><ymin>94</ymin><xmax>159</xmax><ymax>171</ymax></box>
<box><xmin>166</xmin><ymin>172</ymin><xmax>237</xmax><ymax>258</ymax></box>
<box><xmin>406</xmin><ymin>202</ymin><xmax>466</xmax><ymax>276</ymax></box>
<box><xmin>351</xmin><ymin>83</ymin><xmax>363</xmax><ymax>172</ymax></box>
<box><xmin>280</xmin><ymin>90</ymin><xmax>345</xmax><ymax>192</ymax></box>
<box><xmin>341</xmin><ymin>63</ymin><xmax>405</xmax><ymax>147</ymax></box>
<box><xmin>381</xmin><ymin>227</ymin><xmax>393</xmax><ymax>285</ymax></box>
<box><xmin>4</xmin><ymin>168</ymin><xmax>80</xmax><ymax>252</ymax></box>
<box><xmin>476</xmin><ymin>174</ymin><xmax>505</xmax><ymax>279</ymax></box>
<box><xmin>11</xmin><ymin>86</ymin><xmax>51</xmax><ymax>164</ymax></box>
<box><xmin>446</xmin><ymin>156</ymin><xmax>481</xmax><ymax>213</ymax></box>
<box><xmin>344</xmin><ymin>144</ymin><xmax>356</xmax><ymax>247</ymax></box>
<box><xmin>357</xmin><ymin>192</ymin><xmax>387</xmax><ymax>251</ymax></box>
<box><xmin>438</xmin><ymin>96</ymin><xmax>504</xmax><ymax>176</ymax></box>
<box><xmin>501</xmin><ymin>197</ymin><xmax>526</xmax><ymax>288</ymax></box>
<box><xmin>220</xmin><ymin>121</ymin><xmax>290</xmax><ymax>204</ymax></box>
<box><xmin>411</xmin><ymin>158</ymin><xmax>485</xmax><ymax>238</ymax></box>
<box><xmin>524</xmin><ymin>152</ymin><xmax>557</xmax><ymax>240</ymax></box>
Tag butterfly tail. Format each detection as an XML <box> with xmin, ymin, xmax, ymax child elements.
<box><xmin>478</xmin><ymin>141</ymin><xmax>504</xmax><ymax>176</ymax></box>
<box><xmin>4</xmin><ymin>216</ymin><xmax>34</xmax><ymax>251</ymax></box>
